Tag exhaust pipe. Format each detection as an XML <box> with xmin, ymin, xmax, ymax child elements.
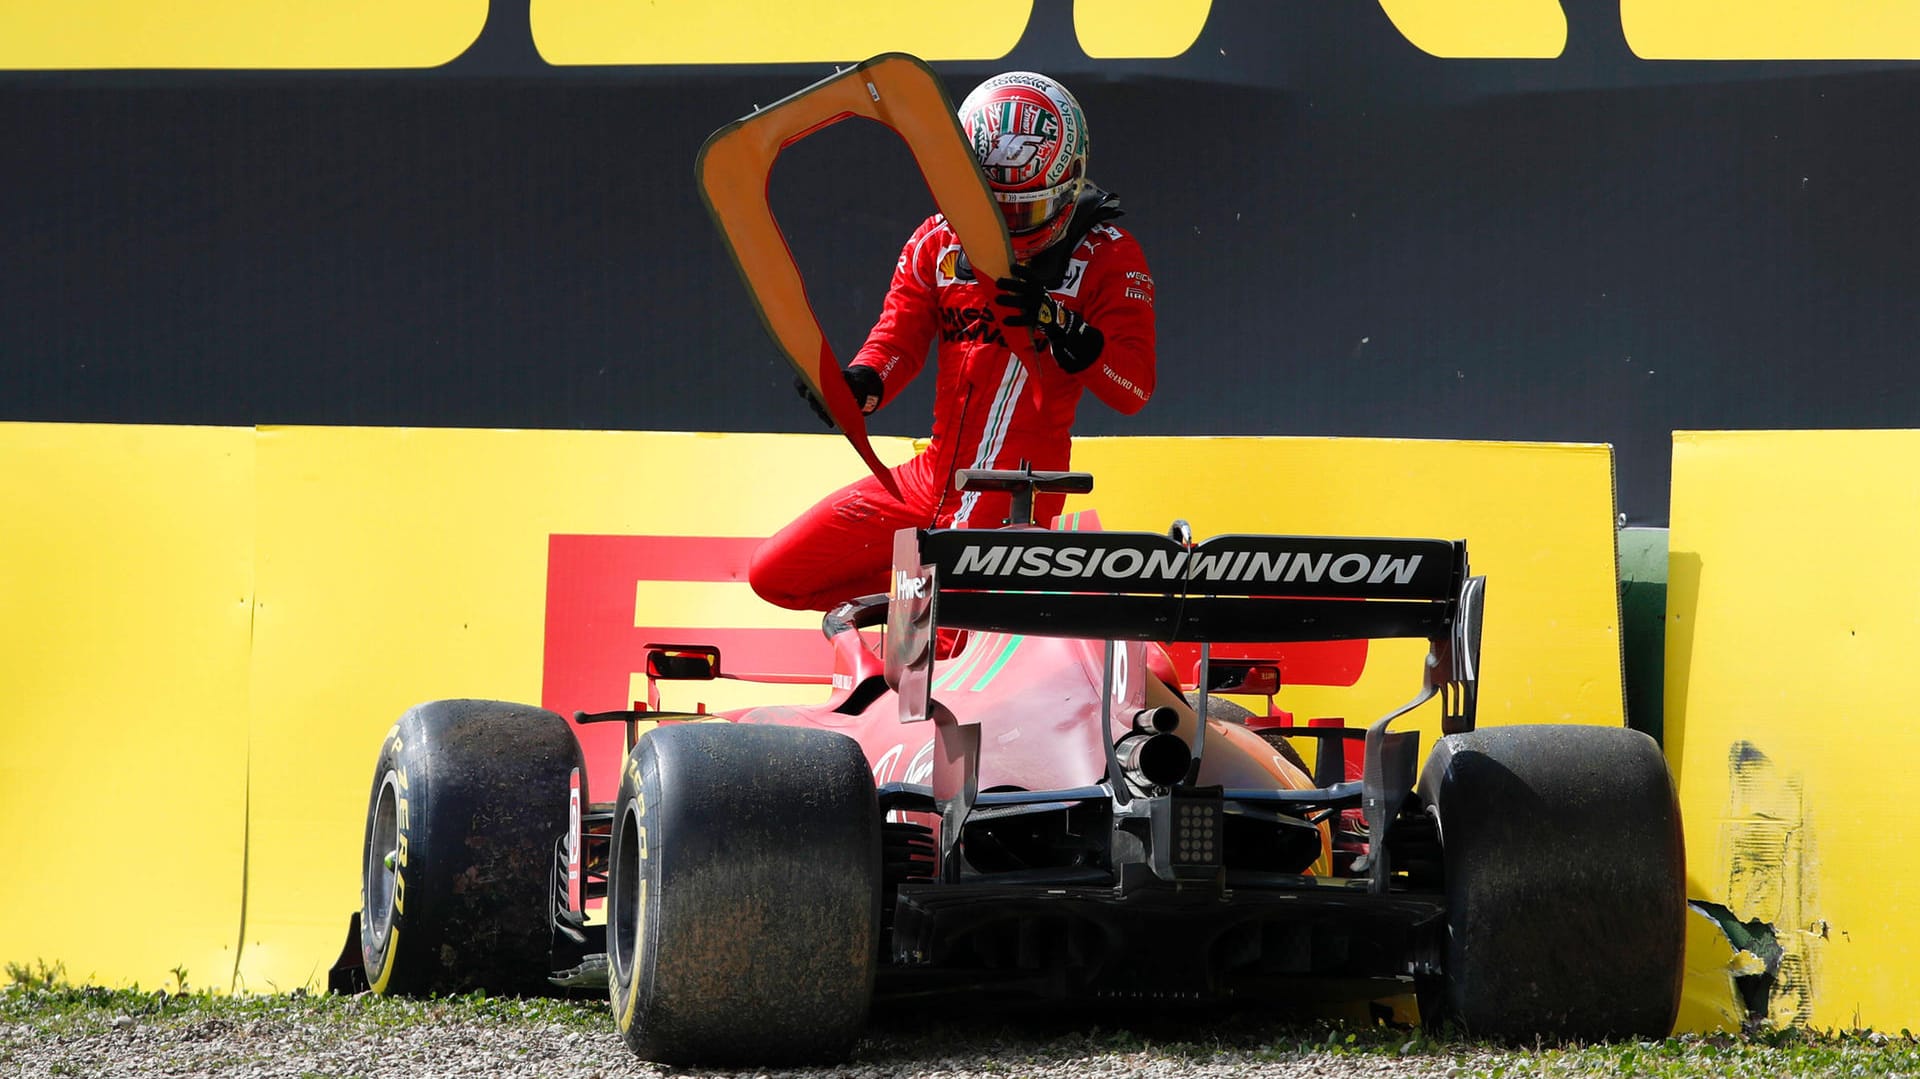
<box><xmin>1117</xmin><ymin>731</ymin><xmax>1192</xmax><ymax>789</ymax></box>
<box><xmin>1130</xmin><ymin>706</ymin><xmax>1180</xmax><ymax>734</ymax></box>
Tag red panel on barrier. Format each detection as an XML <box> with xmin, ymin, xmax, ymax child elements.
<box><xmin>542</xmin><ymin>534</ymin><xmax>834</xmax><ymax>800</ymax></box>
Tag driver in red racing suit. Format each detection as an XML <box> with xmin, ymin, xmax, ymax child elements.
<box><xmin>749</xmin><ymin>71</ymin><xmax>1157</xmax><ymax>612</ymax></box>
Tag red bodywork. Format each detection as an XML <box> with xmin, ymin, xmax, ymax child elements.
<box><xmin>719</xmin><ymin>626</ymin><xmax>1321</xmax><ymax>803</ymax></box>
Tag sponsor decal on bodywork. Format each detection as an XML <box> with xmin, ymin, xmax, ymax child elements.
<box><xmin>952</xmin><ymin>542</ymin><xmax>1425</xmax><ymax>587</ymax></box>
<box><xmin>923</xmin><ymin>530</ymin><xmax>1459</xmax><ymax>598</ymax></box>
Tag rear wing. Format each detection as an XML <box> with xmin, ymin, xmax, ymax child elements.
<box><xmin>887</xmin><ymin>523</ymin><xmax>1485</xmax><ymax>734</ymax></box>
<box><xmin>895</xmin><ymin>527</ymin><xmax>1465</xmax><ymax>643</ymax></box>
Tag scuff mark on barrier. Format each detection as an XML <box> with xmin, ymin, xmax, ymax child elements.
<box><xmin>1721</xmin><ymin>740</ymin><xmax>1821</xmax><ymax>1028</ymax></box>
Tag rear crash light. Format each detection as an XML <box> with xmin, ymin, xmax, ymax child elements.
<box><xmin>1150</xmin><ymin>788</ymin><xmax>1225</xmax><ymax>881</ymax></box>
<box><xmin>1173</xmin><ymin>798</ymin><xmax>1221</xmax><ymax>867</ymax></box>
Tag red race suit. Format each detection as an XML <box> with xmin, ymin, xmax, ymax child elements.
<box><xmin>749</xmin><ymin>205</ymin><xmax>1157</xmax><ymax>611</ymax></box>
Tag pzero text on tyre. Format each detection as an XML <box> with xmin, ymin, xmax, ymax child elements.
<box><xmin>1418</xmin><ymin>723</ymin><xmax>1686</xmax><ymax>1040</ymax></box>
<box><xmin>359</xmin><ymin>699</ymin><xmax>585</xmax><ymax>996</ymax></box>
<box><xmin>608</xmin><ymin>722</ymin><xmax>881</xmax><ymax>1065</ymax></box>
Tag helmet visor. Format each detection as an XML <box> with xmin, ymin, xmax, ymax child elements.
<box><xmin>996</xmin><ymin>182</ymin><xmax>1077</xmax><ymax>236</ymax></box>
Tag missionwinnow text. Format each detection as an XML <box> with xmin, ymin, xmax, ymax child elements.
<box><xmin>950</xmin><ymin>544</ymin><xmax>1425</xmax><ymax>586</ymax></box>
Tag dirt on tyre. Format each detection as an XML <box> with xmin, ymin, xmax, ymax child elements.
<box><xmin>1418</xmin><ymin>723</ymin><xmax>1685</xmax><ymax>1041</ymax></box>
<box><xmin>359</xmin><ymin>699</ymin><xmax>585</xmax><ymax>996</ymax></box>
<box><xmin>608</xmin><ymin>722</ymin><xmax>881</xmax><ymax>1066</ymax></box>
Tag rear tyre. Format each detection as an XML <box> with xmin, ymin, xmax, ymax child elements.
<box><xmin>1419</xmin><ymin>724</ymin><xmax>1685</xmax><ymax>1040</ymax></box>
<box><xmin>608</xmin><ymin>723</ymin><xmax>880</xmax><ymax>1065</ymax></box>
<box><xmin>1206</xmin><ymin>696</ymin><xmax>1312</xmax><ymax>774</ymax></box>
<box><xmin>1201</xmin><ymin>695</ymin><xmax>1256</xmax><ymax>725</ymax></box>
<box><xmin>359</xmin><ymin>699</ymin><xmax>584</xmax><ymax>995</ymax></box>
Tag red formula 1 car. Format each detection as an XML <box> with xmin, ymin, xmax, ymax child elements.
<box><xmin>332</xmin><ymin>468</ymin><xmax>1686</xmax><ymax>1066</ymax></box>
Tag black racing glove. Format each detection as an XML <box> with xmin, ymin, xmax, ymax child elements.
<box><xmin>844</xmin><ymin>364</ymin><xmax>884</xmax><ymax>414</ymax></box>
<box><xmin>993</xmin><ymin>269</ymin><xmax>1105</xmax><ymax>375</ymax></box>
<box><xmin>793</xmin><ymin>365</ymin><xmax>884</xmax><ymax>428</ymax></box>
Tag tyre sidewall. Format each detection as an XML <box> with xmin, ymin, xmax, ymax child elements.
<box><xmin>360</xmin><ymin>715</ymin><xmax>429</xmax><ymax>994</ymax></box>
<box><xmin>610</xmin><ymin>739</ymin><xmax>665</xmax><ymax>1051</ymax></box>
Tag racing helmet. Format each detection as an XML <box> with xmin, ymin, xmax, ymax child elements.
<box><xmin>958</xmin><ymin>72</ymin><xmax>1089</xmax><ymax>262</ymax></box>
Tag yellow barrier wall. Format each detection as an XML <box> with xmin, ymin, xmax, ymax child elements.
<box><xmin>0</xmin><ymin>424</ymin><xmax>1624</xmax><ymax>992</ymax></box>
<box><xmin>1069</xmin><ymin>436</ymin><xmax>1626</xmax><ymax>743</ymax></box>
<box><xmin>0</xmin><ymin>423</ymin><xmax>254</xmax><ymax>990</ymax></box>
<box><xmin>238</xmin><ymin>427</ymin><xmax>912</xmax><ymax>991</ymax></box>
<box><xmin>1668</xmin><ymin>429</ymin><xmax>1920</xmax><ymax>1032</ymax></box>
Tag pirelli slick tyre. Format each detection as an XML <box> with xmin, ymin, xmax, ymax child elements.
<box><xmin>1204</xmin><ymin>695</ymin><xmax>1312</xmax><ymax>774</ymax></box>
<box><xmin>1202</xmin><ymin>696</ymin><xmax>1256</xmax><ymax>725</ymax></box>
<box><xmin>359</xmin><ymin>699</ymin><xmax>585</xmax><ymax>996</ymax></box>
<box><xmin>1418</xmin><ymin>724</ymin><xmax>1686</xmax><ymax>1040</ymax></box>
<box><xmin>608</xmin><ymin>723</ymin><xmax>881</xmax><ymax>1065</ymax></box>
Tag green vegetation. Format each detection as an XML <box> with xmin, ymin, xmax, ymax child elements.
<box><xmin>0</xmin><ymin>981</ymin><xmax>604</xmax><ymax>1038</ymax></box>
<box><xmin>867</xmin><ymin>1015</ymin><xmax>1920</xmax><ymax>1078</ymax></box>
<box><xmin>6</xmin><ymin>963</ymin><xmax>1920</xmax><ymax>1077</ymax></box>
<box><xmin>3</xmin><ymin>959</ymin><xmax>66</xmax><ymax>991</ymax></box>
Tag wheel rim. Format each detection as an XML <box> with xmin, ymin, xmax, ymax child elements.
<box><xmin>366</xmin><ymin>770</ymin><xmax>401</xmax><ymax>941</ymax></box>
<box><xmin>609</xmin><ymin>802</ymin><xmax>642</xmax><ymax>982</ymax></box>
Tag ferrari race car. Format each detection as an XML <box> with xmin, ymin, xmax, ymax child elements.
<box><xmin>331</xmin><ymin>467</ymin><xmax>1686</xmax><ymax>1065</ymax></box>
